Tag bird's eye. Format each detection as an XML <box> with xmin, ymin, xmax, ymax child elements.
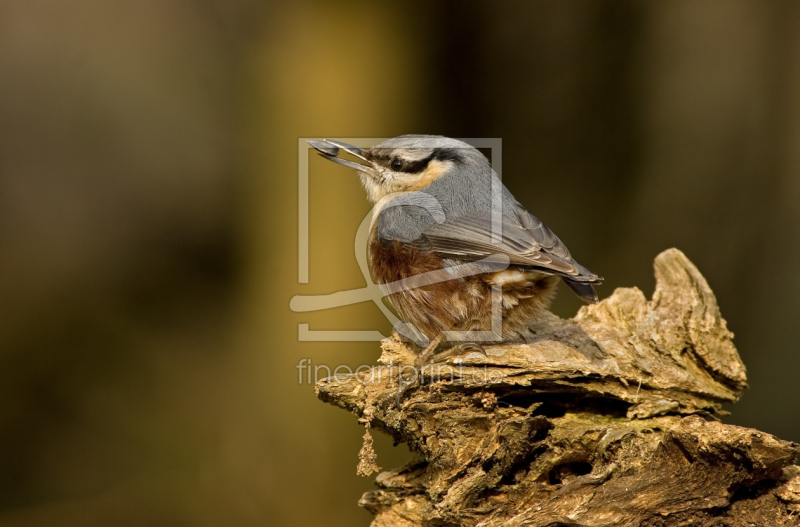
<box><xmin>390</xmin><ymin>158</ymin><xmax>404</xmax><ymax>171</ymax></box>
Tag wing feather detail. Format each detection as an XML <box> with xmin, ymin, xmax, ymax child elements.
<box><xmin>395</xmin><ymin>212</ymin><xmax>602</xmax><ymax>283</ymax></box>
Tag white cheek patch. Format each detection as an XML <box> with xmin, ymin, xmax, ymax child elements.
<box><xmin>359</xmin><ymin>172</ymin><xmax>386</xmax><ymax>203</ymax></box>
<box><xmin>360</xmin><ymin>160</ymin><xmax>453</xmax><ymax>202</ymax></box>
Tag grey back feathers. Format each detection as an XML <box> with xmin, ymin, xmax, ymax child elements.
<box><xmin>374</xmin><ymin>135</ymin><xmax>599</xmax><ymax>284</ymax></box>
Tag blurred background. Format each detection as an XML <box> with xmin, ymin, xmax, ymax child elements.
<box><xmin>1</xmin><ymin>0</ymin><xmax>798</xmax><ymax>525</ymax></box>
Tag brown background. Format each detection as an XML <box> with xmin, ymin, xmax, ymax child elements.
<box><xmin>1</xmin><ymin>1</ymin><xmax>798</xmax><ymax>525</ymax></box>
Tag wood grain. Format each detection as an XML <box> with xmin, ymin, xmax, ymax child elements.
<box><xmin>317</xmin><ymin>249</ymin><xmax>800</xmax><ymax>526</ymax></box>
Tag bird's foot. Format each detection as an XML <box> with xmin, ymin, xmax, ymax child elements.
<box><xmin>395</xmin><ymin>338</ymin><xmax>486</xmax><ymax>403</ymax></box>
<box><xmin>389</xmin><ymin>335</ymin><xmax>443</xmax><ymax>404</ymax></box>
<box><xmin>414</xmin><ymin>334</ymin><xmax>445</xmax><ymax>366</ymax></box>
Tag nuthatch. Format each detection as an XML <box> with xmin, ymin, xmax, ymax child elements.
<box><xmin>308</xmin><ymin>135</ymin><xmax>602</xmax><ymax>364</ymax></box>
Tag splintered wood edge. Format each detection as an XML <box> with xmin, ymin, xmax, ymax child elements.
<box><xmin>652</xmin><ymin>248</ymin><xmax>747</xmax><ymax>388</ymax></box>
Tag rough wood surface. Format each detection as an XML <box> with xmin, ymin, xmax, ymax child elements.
<box><xmin>316</xmin><ymin>249</ymin><xmax>800</xmax><ymax>526</ymax></box>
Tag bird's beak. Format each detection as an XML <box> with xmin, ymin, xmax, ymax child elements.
<box><xmin>308</xmin><ymin>139</ymin><xmax>376</xmax><ymax>174</ymax></box>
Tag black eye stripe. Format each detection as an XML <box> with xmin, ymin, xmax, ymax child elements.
<box><xmin>370</xmin><ymin>149</ymin><xmax>462</xmax><ymax>173</ymax></box>
<box><xmin>394</xmin><ymin>156</ymin><xmax>431</xmax><ymax>173</ymax></box>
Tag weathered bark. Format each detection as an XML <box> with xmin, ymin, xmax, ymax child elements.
<box><xmin>316</xmin><ymin>249</ymin><xmax>800</xmax><ymax>526</ymax></box>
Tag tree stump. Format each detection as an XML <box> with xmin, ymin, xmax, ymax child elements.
<box><xmin>316</xmin><ymin>249</ymin><xmax>800</xmax><ymax>526</ymax></box>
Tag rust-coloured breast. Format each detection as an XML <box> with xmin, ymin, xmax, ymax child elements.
<box><xmin>369</xmin><ymin>238</ymin><xmax>443</xmax><ymax>284</ymax></box>
<box><xmin>369</xmin><ymin>238</ymin><xmax>467</xmax><ymax>339</ymax></box>
<box><xmin>368</xmin><ymin>236</ymin><xmax>559</xmax><ymax>343</ymax></box>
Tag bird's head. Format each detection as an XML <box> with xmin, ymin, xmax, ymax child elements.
<box><xmin>309</xmin><ymin>135</ymin><xmax>489</xmax><ymax>203</ymax></box>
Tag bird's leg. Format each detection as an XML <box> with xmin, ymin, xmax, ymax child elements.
<box><xmin>431</xmin><ymin>341</ymin><xmax>487</xmax><ymax>363</ymax></box>
<box><xmin>393</xmin><ymin>335</ymin><xmax>444</xmax><ymax>403</ymax></box>
<box><xmin>414</xmin><ymin>333</ymin><xmax>444</xmax><ymax>366</ymax></box>
<box><xmin>396</xmin><ymin>338</ymin><xmax>487</xmax><ymax>403</ymax></box>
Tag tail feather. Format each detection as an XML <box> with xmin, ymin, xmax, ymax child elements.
<box><xmin>565</xmin><ymin>280</ymin><xmax>599</xmax><ymax>304</ymax></box>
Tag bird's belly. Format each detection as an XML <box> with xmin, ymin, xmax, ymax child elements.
<box><xmin>368</xmin><ymin>239</ymin><xmax>558</xmax><ymax>341</ymax></box>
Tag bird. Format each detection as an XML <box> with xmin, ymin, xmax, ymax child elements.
<box><xmin>308</xmin><ymin>135</ymin><xmax>602</xmax><ymax>365</ymax></box>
